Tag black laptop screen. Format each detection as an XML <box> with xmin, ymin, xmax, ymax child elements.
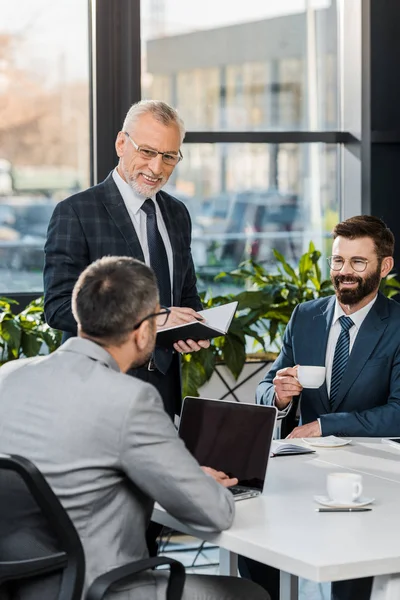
<box><xmin>178</xmin><ymin>397</ymin><xmax>276</xmax><ymax>490</ymax></box>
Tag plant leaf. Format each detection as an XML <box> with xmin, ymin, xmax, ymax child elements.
<box><xmin>181</xmin><ymin>355</ymin><xmax>208</xmax><ymax>398</ymax></box>
<box><xmin>222</xmin><ymin>334</ymin><xmax>246</xmax><ymax>379</ymax></box>
<box><xmin>0</xmin><ymin>318</ymin><xmax>22</xmax><ymax>358</ymax></box>
<box><xmin>21</xmin><ymin>331</ymin><xmax>43</xmax><ymax>357</ymax></box>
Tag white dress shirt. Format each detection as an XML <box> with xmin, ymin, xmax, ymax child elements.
<box><xmin>112</xmin><ymin>168</ymin><xmax>173</xmax><ymax>304</ymax></box>
<box><xmin>325</xmin><ymin>295</ymin><xmax>377</xmax><ymax>396</ymax></box>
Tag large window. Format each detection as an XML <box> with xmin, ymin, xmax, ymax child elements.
<box><xmin>141</xmin><ymin>0</ymin><xmax>338</xmax><ymax>130</ymax></box>
<box><xmin>0</xmin><ymin>0</ymin><xmax>90</xmax><ymax>293</ymax></box>
<box><xmin>141</xmin><ymin>0</ymin><xmax>340</xmax><ymax>294</ymax></box>
<box><xmin>1</xmin><ymin>0</ymin><xmax>345</xmax><ymax>295</ymax></box>
<box><xmin>166</xmin><ymin>143</ymin><xmax>338</xmax><ymax>294</ymax></box>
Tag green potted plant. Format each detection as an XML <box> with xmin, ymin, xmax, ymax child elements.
<box><xmin>0</xmin><ymin>296</ymin><xmax>62</xmax><ymax>364</ymax></box>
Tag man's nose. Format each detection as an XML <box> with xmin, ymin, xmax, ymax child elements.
<box><xmin>340</xmin><ymin>259</ymin><xmax>355</xmax><ymax>274</ymax></box>
<box><xmin>148</xmin><ymin>153</ymin><xmax>164</xmax><ymax>174</ymax></box>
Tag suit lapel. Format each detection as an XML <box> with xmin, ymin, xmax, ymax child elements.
<box><xmin>156</xmin><ymin>191</ymin><xmax>180</xmax><ymax>305</ymax></box>
<box><xmin>100</xmin><ymin>173</ymin><xmax>145</xmax><ymax>261</ymax></box>
<box><xmin>312</xmin><ymin>296</ymin><xmax>335</xmax><ymax>413</ymax></box>
<box><xmin>331</xmin><ymin>293</ymin><xmax>389</xmax><ymax>411</ymax></box>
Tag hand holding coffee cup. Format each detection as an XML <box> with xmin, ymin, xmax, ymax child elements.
<box><xmin>297</xmin><ymin>365</ymin><xmax>326</xmax><ymax>389</ymax></box>
<box><xmin>327</xmin><ymin>472</ymin><xmax>363</xmax><ymax>504</ymax></box>
<box><xmin>273</xmin><ymin>366</ymin><xmax>303</xmax><ymax>409</ymax></box>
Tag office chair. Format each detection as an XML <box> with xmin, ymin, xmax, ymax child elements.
<box><xmin>0</xmin><ymin>454</ymin><xmax>185</xmax><ymax>600</ymax></box>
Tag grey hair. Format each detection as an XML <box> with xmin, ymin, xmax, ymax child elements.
<box><xmin>122</xmin><ymin>100</ymin><xmax>186</xmax><ymax>143</ymax></box>
<box><xmin>72</xmin><ymin>256</ymin><xmax>159</xmax><ymax>346</ymax></box>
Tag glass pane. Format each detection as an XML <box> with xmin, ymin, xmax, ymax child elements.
<box><xmin>0</xmin><ymin>0</ymin><xmax>90</xmax><ymax>293</ymax></box>
<box><xmin>164</xmin><ymin>143</ymin><xmax>339</xmax><ymax>295</ymax></box>
<box><xmin>141</xmin><ymin>0</ymin><xmax>338</xmax><ymax>130</ymax></box>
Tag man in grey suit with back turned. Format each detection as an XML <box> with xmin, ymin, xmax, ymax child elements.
<box><xmin>240</xmin><ymin>215</ymin><xmax>400</xmax><ymax>600</ymax></box>
<box><xmin>0</xmin><ymin>256</ymin><xmax>268</xmax><ymax>600</ymax></box>
<box><xmin>44</xmin><ymin>99</ymin><xmax>209</xmax><ymax>422</ymax></box>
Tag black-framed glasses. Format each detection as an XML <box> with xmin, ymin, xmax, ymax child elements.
<box><xmin>133</xmin><ymin>306</ymin><xmax>171</xmax><ymax>330</ymax></box>
<box><xmin>124</xmin><ymin>132</ymin><xmax>183</xmax><ymax>166</ymax></box>
<box><xmin>327</xmin><ymin>256</ymin><xmax>370</xmax><ymax>273</ymax></box>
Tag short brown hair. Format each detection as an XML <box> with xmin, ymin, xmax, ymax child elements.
<box><xmin>72</xmin><ymin>256</ymin><xmax>158</xmax><ymax>346</ymax></box>
<box><xmin>333</xmin><ymin>215</ymin><xmax>394</xmax><ymax>258</ymax></box>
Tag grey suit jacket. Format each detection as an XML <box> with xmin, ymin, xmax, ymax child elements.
<box><xmin>257</xmin><ymin>292</ymin><xmax>400</xmax><ymax>437</ymax></box>
<box><xmin>0</xmin><ymin>338</ymin><xmax>234</xmax><ymax>599</ymax></box>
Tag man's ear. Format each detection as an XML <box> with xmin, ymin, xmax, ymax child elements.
<box><xmin>115</xmin><ymin>131</ymin><xmax>126</xmax><ymax>158</ymax></box>
<box><xmin>132</xmin><ymin>320</ymin><xmax>151</xmax><ymax>351</ymax></box>
<box><xmin>381</xmin><ymin>256</ymin><xmax>394</xmax><ymax>278</ymax></box>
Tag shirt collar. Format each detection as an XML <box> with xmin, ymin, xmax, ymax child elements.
<box><xmin>112</xmin><ymin>167</ymin><xmax>155</xmax><ymax>215</ymax></box>
<box><xmin>332</xmin><ymin>294</ymin><xmax>378</xmax><ymax>330</ymax></box>
<box><xmin>59</xmin><ymin>337</ymin><xmax>121</xmax><ymax>372</ymax></box>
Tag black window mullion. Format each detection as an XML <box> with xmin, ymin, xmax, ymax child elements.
<box><xmin>92</xmin><ymin>0</ymin><xmax>141</xmax><ymax>184</ymax></box>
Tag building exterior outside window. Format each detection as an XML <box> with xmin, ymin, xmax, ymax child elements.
<box><xmin>141</xmin><ymin>0</ymin><xmax>339</xmax><ymax>293</ymax></box>
<box><xmin>0</xmin><ymin>0</ymin><xmax>90</xmax><ymax>293</ymax></box>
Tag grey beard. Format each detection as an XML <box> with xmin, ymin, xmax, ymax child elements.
<box><xmin>122</xmin><ymin>165</ymin><xmax>165</xmax><ymax>197</ymax></box>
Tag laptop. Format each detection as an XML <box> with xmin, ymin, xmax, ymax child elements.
<box><xmin>178</xmin><ymin>397</ymin><xmax>277</xmax><ymax>501</ymax></box>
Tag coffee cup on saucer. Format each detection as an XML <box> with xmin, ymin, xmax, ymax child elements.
<box><xmin>327</xmin><ymin>472</ymin><xmax>363</xmax><ymax>504</ymax></box>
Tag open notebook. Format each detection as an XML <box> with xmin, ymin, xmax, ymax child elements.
<box><xmin>156</xmin><ymin>301</ymin><xmax>238</xmax><ymax>347</ymax></box>
<box><xmin>270</xmin><ymin>441</ymin><xmax>316</xmax><ymax>457</ymax></box>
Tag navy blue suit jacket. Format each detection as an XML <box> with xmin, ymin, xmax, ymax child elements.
<box><xmin>44</xmin><ymin>172</ymin><xmax>202</xmax><ymax>336</ymax></box>
<box><xmin>257</xmin><ymin>292</ymin><xmax>400</xmax><ymax>437</ymax></box>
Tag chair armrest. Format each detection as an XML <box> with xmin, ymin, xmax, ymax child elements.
<box><xmin>86</xmin><ymin>556</ymin><xmax>185</xmax><ymax>600</ymax></box>
<box><xmin>0</xmin><ymin>552</ymin><xmax>67</xmax><ymax>583</ymax></box>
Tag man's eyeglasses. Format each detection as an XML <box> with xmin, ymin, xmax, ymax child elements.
<box><xmin>133</xmin><ymin>306</ymin><xmax>171</xmax><ymax>331</ymax></box>
<box><xmin>327</xmin><ymin>256</ymin><xmax>370</xmax><ymax>273</ymax></box>
<box><xmin>124</xmin><ymin>132</ymin><xmax>183</xmax><ymax>166</ymax></box>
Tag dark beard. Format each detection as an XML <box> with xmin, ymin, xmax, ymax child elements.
<box><xmin>332</xmin><ymin>266</ymin><xmax>381</xmax><ymax>305</ymax></box>
<box><xmin>130</xmin><ymin>348</ymin><xmax>154</xmax><ymax>370</ymax></box>
<box><xmin>130</xmin><ymin>323</ymin><xmax>156</xmax><ymax>370</ymax></box>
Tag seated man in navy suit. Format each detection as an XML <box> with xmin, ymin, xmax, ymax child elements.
<box><xmin>259</xmin><ymin>214</ymin><xmax>400</xmax><ymax>440</ymax></box>
<box><xmin>240</xmin><ymin>215</ymin><xmax>400</xmax><ymax>600</ymax></box>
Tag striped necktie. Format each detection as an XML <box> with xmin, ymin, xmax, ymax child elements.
<box><xmin>330</xmin><ymin>315</ymin><xmax>354</xmax><ymax>406</ymax></box>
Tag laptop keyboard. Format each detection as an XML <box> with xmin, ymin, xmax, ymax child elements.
<box><xmin>229</xmin><ymin>486</ymin><xmax>252</xmax><ymax>495</ymax></box>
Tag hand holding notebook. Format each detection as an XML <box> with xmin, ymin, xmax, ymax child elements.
<box><xmin>156</xmin><ymin>301</ymin><xmax>238</xmax><ymax>347</ymax></box>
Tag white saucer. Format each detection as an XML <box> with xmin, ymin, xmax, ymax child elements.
<box><xmin>303</xmin><ymin>436</ymin><xmax>352</xmax><ymax>448</ymax></box>
<box><xmin>314</xmin><ymin>495</ymin><xmax>375</xmax><ymax>508</ymax></box>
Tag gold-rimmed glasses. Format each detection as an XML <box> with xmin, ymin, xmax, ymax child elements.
<box><xmin>327</xmin><ymin>256</ymin><xmax>370</xmax><ymax>273</ymax></box>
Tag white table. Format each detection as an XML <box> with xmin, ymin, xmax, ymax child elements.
<box><xmin>152</xmin><ymin>438</ymin><xmax>400</xmax><ymax>600</ymax></box>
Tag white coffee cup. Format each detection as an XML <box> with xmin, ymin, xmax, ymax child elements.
<box><xmin>297</xmin><ymin>365</ymin><xmax>326</xmax><ymax>389</ymax></box>
<box><xmin>327</xmin><ymin>472</ymin><xmax>363</xmax><ymax>504</ymax></box>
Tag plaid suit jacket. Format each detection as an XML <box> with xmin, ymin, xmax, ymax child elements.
<box><xmin>43</xmin><ymin>172</ymin><xmax>202</xmax><ymax>334</ymax></box>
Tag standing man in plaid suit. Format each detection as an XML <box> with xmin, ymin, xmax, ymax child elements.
<box><xmin>44</xmin><ymin>100</ymin><xmax>210</xmax><ymax>421</ymax></box>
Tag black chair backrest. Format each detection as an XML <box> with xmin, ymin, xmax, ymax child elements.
<box><xmin>0</xmin><ymin>454</ymin><xmax>85</xmax><ymax>600</ymax></box>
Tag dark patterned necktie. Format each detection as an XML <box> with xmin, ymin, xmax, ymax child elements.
<box><xmin>330</xmin><ymin>316</ymin><xmax>354</xmax><ymax>406</ymax></box>
<box><xmin>141</xmin><ymin>198</ymin><xmax>171</xmax><ymax>307</ymax></box>
<box><xmin>141</xmin><ymin>198</ymin><xmax>172</xmax><ymax>374</ymax></box>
